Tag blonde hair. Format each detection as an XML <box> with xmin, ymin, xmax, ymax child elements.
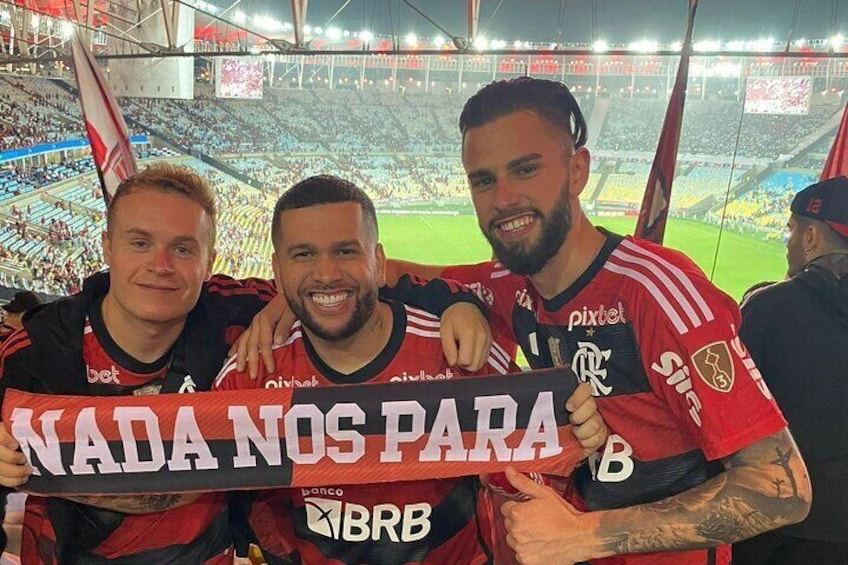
<box><xmin>106</xmin><ymin>163</ymin><xmax>217</xmax><ymax>252</ymax></box>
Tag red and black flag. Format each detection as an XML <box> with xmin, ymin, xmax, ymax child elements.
<box><xmin>3</xmin><ymin>367</ymin><xmax>584</xmax><ymax>495</ymax></box>
<box><xmin>635</xmin><ymin>0</ymin><xmax>699</xmax><ymax>244</ymax></box>
<box><xmin>821</xmin><ymin>101</ymin><xmax>848</xmax><ymax>180</ymax></box>
<box><xmin>70</xmin><ymin>31</ymin><xmax>137</xmax><ymax>204</ymax></box>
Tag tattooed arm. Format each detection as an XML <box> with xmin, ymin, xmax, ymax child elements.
<box><xmin>500</xmin><ymin>429</ymin><xmax>811</xmax><ymax>565</ymax></box>
<box><xmin>62</xmin><ymin>493</ymin><xmax>201</xmax><ymax>514</ymax></box>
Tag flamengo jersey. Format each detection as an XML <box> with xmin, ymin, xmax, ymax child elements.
<box><xmin>215</xmin><ymin>300</ymin><xmax>515</xmax><ymax>565</ymax></box>
<box><xmin>0</xmin><ymin>273</ymin><xmax>274</xmax><ymax>565</ymax></box>
<box><xmin>442</xmin><ymin>232</ymin><xmax>787</xmax><ymax>565</ymax></box>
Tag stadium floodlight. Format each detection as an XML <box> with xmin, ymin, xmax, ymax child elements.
<box><xmin>314</xmin><ymin>27</ymin><xmax>323</xmax><ymax>35</ymax></box>
<box><xmin>513</xmin><ymin>40</ymin><xmax>522</xmax><ymax>49</ymax></box>
<box><xmin>474</xmin><ymin>36</ymin><xmax>489</xmax><ymax>50</ymax></box>
<box><xmin>630</xmin><ymin>40</ymin><xmax>658</xmax><ymax>53</ymax></box>
<box><xmin>592</xmin><ymin>40</ymin><xmax>608</xmax><ymax>53</ymax></box>
<box><xmin>694</xmin><ymin>40</ymin><xmax>721</xmax><ymax>52</ymax></box>
<box><xmin>794</xmin><ymin>38</ymin><xmax>807</xmax><ymax>47</ymax></box>
<box><xmin>60</xmin><ymin>20</ymin><xmax>74</xmax><ymax>39</ymax></box>
<box><xmin>725</xmin><ymin>40</ymin><xmax>744</xmax><ymax>50</ymax></box>
<box><xmin>249</xmin><ymin>46</ymin><xmax>260</xmax><ymax>55</ymax></box>
<box><xmin>232</xmin><ymin>10</ymin><xmax>246</xmax><ymax>24</ymax></box>
<box><xmin>303</xmin><ymin>24</ymin><xmax>313</xmax><ymax>35</ymax></box>
<box><xmin>670</xmin><ymin>41</ymin><xmax>682</xmax><ymax>51</ymax></box>
<box><xmin>326</xmin><ymin>27</ymin><xmax>342</xmax><ymax>40</ymax></box>
<box><xmin>491</xmin><ymin>39</ymin><xmax>507</xmax><ymax>49</ymax></box>
<box><xmin>359</xmin><ymin>30</ymin><xmax>374</xmax><ymax>43</ymax></box>
<box><xmin>434</xmin><ymin>35</ymin><xmax>446</xmax><ymax>48</ymax></box>
<box><xmin>832</xmin><ymin>34</ymin><xmax>845</xmax><ymax>48</ymax></box>
<box><xmin>405</xmin><ymin>33</ymin><xmax>418</xmax><ymax>47</ymax></box>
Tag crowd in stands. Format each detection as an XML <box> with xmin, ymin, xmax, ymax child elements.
<box><xmin>598</xmin><ymin>98</ymin><xmax>842</xmax><ymax>160</ymax></box>
<box><xmin>0</xmin><ymin>74</ymin><xmax>843</xmax><ymax>292</ymax></box>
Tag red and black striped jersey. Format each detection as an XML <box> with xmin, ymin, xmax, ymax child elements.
<box><xmin>215</xmin><ymin>299</ymin><xmax>516</xmax><ymax>565</ymax></box>
<box><xmin>0</xmin><ymin>272</ymin><xmax>274</xmax><ymax>565</ymax></box>
<box><xmin>442</xmin><ymin>231</ymin><xmax>788</xmax><ymax>565</ymax></box>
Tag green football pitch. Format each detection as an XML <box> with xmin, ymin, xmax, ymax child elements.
<box><xmin>378</xmin><ymin>214</ymin><xmax>786</xmax><ymax>302</ymax></box>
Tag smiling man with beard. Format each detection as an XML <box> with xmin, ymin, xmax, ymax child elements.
<box><xmin>381</xmin><ymin>77</ymin><xmax>810</xmax><ymax>565</ymax></box>
<box><xmin>215</xmin><ymin>175</ymin><xmax>606</xmax><ymax>564</ymax></box>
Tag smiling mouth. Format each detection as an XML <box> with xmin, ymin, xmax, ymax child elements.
<box><xmin>309</xmin><ymin>291</ymin><xmax>352</xmax><ymax>308</ymax></box>
<box><xmin>138</xmin><ymin>284</ymin><xmax>179</xmax><ymax>292</ymax></box>
<box><xmin>494</xmin><ymin>213</ymin><xmax>537</xmax><ymax>236</ymax></box>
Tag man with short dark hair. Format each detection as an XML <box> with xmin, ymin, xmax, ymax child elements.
<box><xmin>386</xmin><ymin>77</ymin><xmax>810</xmax><ymax>565</ymax></box>
<box><xmin>218</xmin><ymin>175</ymin><xmax>604</xmax><ymax>564</ymax></box>
<box><xmin>733</xmin><ymin>176</ymin><xmax>848</xmax><ymax>565</ymax></box>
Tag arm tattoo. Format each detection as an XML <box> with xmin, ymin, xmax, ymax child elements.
<box><xmin>596</xmin><ymin>429</ymin><xmax>810</xmax><ymax>555</ymax></box>
<box><xmin>65</xmin><ymin>493</ymin><xmax>196</xmax><ymax>514</ymax></box>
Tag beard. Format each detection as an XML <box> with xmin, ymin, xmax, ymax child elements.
<box><xmin>287</xmin><ymin>286</ymin><xmax>378</xmax><ymax>341</ymax></box>
<box><xmin>483</xmin><ymin>184</ymin><xmax>572</xmax><ymax>276</ymax></box>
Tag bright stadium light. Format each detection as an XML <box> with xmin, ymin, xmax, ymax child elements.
<box><xmin>433</xmin><ymin>35</ymin><xmax>446</xmax><ymax>48</ymax></box>
<box><xmin>60</xmin><ymin>20</ymin><xmax>75</xmax><ymax>39</ymax></box>
<box><xmin>405</xmin><ymin>32</ymin><xmax>418</xmax><ymax>47</ymax></box>
<box><xmin>794</xmin><ymin>38</ymin><xmax>807</xmax><ymax>47</ymax></box>
<box><xmin>592</xmin><ymin>40</ymin><xmax>608</xmax><ymax>52</ymax></box>
<box><xmin>313</xmin><ymin>26</ymin><xmax>323</xmax><ymax>35</ymax></box>
<box><xmin>359</xmin><ymin>30</ymin><xmax>373</xmax><ymax>42</ymax></box>
<box><xmin>630</xmin><ymin>40</ymin><xmax>658</xmax><ymax>53</ymax></box>
<box><xmin>474</xmin><ymin>36</ymin><xmax>489</xmax><ymax>50</ymax></box>
<box><xmin>694</xmin><ymin>40</ymin><xmax>721</xmax><ymax>52</ymax></box>
<box><xmin>670</xmin><ymin>41</ymin><xmax>682</xmax><ymax>51</ymax></box>
<box><xmin>725</xmin><ymin>40</ymin><xmax>745</xmax><ymax>50</ymax></box>
<box><xmin>832</xmin><ymin>34</ymin><xmax>845</xmax><ymax>48</ymax></box>
<box><xmin>232</xmin><ymin>10</ymin><xmax>246</xmax><ymax>24</ymax></box>
<box><xmin>513</xmin><ymin>39</ymin><xmax>523</xmax><ymax>49</ymax></box>
<box><xmin>325</xmin><ymin>27</ymin><xmax>342</xmax><ymax>40</ymax></box>
<box><xmin>303</xmin><ymin>24</ymin><xmax>313</xmax><ymax>35</ymax></box>
<box><xmin>491</xmin><ymin>39</ymin><xmax>507</xmax><ymax>49</ymax></box>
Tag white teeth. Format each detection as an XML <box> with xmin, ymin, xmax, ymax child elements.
<box><xmin>311</xmin><ymin>292</ymin><xmax>349</xmax><ymax>306</ymax></box>
<box><xmin>499</xmin><ymin>216</ymin><xmax>534</xmax><ymax>232</ymax></box>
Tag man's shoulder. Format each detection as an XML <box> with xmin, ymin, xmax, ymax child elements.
<box><xmin>605</xmin><ymin>237</ymin><xmax>733</xmax><ymax>334</ymax></box>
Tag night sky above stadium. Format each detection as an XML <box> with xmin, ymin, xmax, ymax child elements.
<box><xmin>248</xmin><ymin>0</ymin><xmax>845</xmax><ymax>45</ymax></box>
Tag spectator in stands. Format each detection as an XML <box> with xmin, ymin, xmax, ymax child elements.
<box><xmin>733</xmin><ymin>176</ymin><xmax>848</xmax><ymax>565</ymax></box>
<box><xmin>386</xmin><ymin>77</ymin><xmax>810</xmax><ymax>565</ymax></box>
<box><xmin>0</xmin><ymin>291</ymin><xmax>40</xmax><ymax>343</ymax></box>
<box><xmin>0</xmin><ymin>163</ymin><xmax>274</xmax><ymax>564</ymax></box>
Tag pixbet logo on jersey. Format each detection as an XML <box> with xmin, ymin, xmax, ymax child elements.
<box><xmin>304</xmin><ymin>496</ymin><xmax>432</xmax><ymax>543</ymax></box>
<box><xmin>389</xmin><ymin>369</ymin><xmax>454</xmax><ymax>382</ymax></box>
<box><xmin>87</xmin><ymin>365</ymin><xmax>121</xmax><ymax>385</ymax></box>
<box><xmin>567</xmin><ymin>302</ymin><xmax>627</xmax><ymax>331</ymax></box>
<box><xmin>264</xmin><ymin>375</ymin><xmax>320</xmax><ymax>389</ymax></box>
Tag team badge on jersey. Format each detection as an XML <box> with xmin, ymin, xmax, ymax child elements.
<box><xmin>691</xmin><ymin>341</ymin><xmax>735</xmax><ymax>392</ymax></box>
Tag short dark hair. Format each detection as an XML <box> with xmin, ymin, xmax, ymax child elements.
<box><xmin>459</xmin><ymin>77</ymin><xmax>588</xmax><ymax>149</ymax></box>
<box><xmin>107</xmin><ymin>163</ymin><xmax>217</xmax><ymax>253</ymax></box>
<box><xmin>271</xmin><ymin>175</ymin><xmax>378</xmax><ymax>249</ymax></box>
<box><xmin>794</xmin><ymin>214</ymin><xmax>848</xmax><ymax>252</ymax></box>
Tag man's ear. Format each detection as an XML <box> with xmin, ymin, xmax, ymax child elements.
<box><xmin>101</xmin><ymin>230</ymin><xmax>112</xmax><ymax>266</ymax></box>
<box><xmin>272</xmin><ymin>252</ymin><xmax>284</xmax><ymax>292</ymax></box>
<box><xmin>205</xmin><ymin>249</ymin><xmax>217</xmax><ymax>282</ymax></box>
<box><xmin>375</xmin><ymin>243</ymin><xmax>387</xmax><ymax>287</ymax></box>
<box><xmin>568</xmin><ymin>146</ymin><xmax>591</xmax><ymax>199</ymax></box>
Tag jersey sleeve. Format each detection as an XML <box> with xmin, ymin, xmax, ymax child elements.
<box><xmin>205</xmin><ymin>274</ymin><xmax>276</xmax><ymax>346</ymax></box>
<box><xmin>213</xmin><ymin>354</ymin><xmax>264</xmax><ymax>391</ymax></box>
<box><xmin>441</xmin><ymin>262</ymin><xmax>525</xmax><ymax>345</ymax></box>
<box><xmin>636</xmin><ymin>265</ymin><xmax>786</xmax><ymax>461</ymax></box>
<box><xmin>379</xmin><ymin>273</ymin><xmax>488</xmax><ymax>318</ymax></box>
